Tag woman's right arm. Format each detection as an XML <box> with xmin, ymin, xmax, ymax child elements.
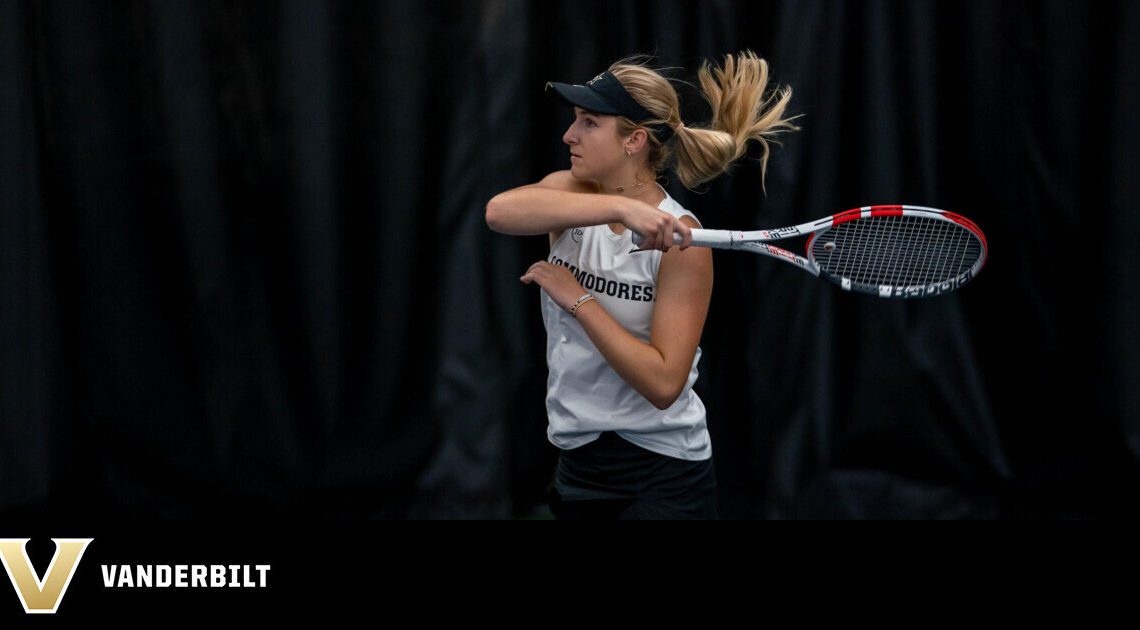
<box><xmin>485</xmin><ymin>170</ymin><xmax>618</xmax><ymax>240</ymax></box>
<box><xmin>485</xmin><ymin>170</ymin><xmax>693</xmax><ymax>250</ymax></box>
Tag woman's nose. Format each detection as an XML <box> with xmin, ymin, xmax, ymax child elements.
<box><xmin>563</xmin><ymin>125</ymin><xmax>576</xmax><ymax>145</ymax></box>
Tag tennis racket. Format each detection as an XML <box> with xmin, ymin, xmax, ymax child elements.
<box><xmin>632</xmin><ymin>205</ymin><xmax>987</xmax><ymax>298</ymax></box>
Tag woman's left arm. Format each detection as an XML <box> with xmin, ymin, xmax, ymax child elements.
<box><xmin>520</xmin><ymin>217</ymin><xmax>713</xmax><ymax>410</ymax></box>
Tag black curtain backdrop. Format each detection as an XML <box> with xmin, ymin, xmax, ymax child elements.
<box><xmin>2</xmin><ymin>0</ymin><xmax>1137</xmax><ymax>519</ymax></box>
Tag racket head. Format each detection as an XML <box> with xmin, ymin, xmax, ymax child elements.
<box><xmin>805</xmin><ymin>205</ymin><xmax>988</xmax><ymax>298</ymax></box>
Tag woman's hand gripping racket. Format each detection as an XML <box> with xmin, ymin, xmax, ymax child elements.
<box><xmin>632</xmin><ymin>205</ymin><xmax>987</xmax><ymax>298</ymax></box>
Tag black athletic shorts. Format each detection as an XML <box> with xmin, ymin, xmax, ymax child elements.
<box><xmin>548</xmin><ymin>430</ymin><xmax>718</xmax><ymax>520</ymax></box>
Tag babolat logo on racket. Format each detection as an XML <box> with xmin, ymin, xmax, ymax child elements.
<box><xmin>762</xmin><ymin>244</ymin><xmax>800</xmax><ymax>264</ymax></box>
<box><xmin>762</xmin><ymin>226</ymin><xmax>801</xmax><ymax>238</ymax></box>
<box><xmin>891</xmin><ymin>269</ymin><xmax>975</xmax><ymax>298</ymax></box>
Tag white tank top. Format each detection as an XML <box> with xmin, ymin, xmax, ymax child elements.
<box><xmin>540</xmin><ymin>186</ymin><xmax>712</xmax><ymax>461</ymax></box>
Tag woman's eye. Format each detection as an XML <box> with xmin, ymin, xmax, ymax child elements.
<box><xmin>585</xmin><ymin>119</ymin><xmax>596</xmax><ymax>127</ymax></box>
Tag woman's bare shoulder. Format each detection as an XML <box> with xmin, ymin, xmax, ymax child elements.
<box><xmin>532</xmin><ymin>170</ymin><xmax>600</xmax><ymax>194</ymax></box>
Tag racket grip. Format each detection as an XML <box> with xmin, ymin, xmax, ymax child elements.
<box><xmin>631</xmin><ymin>230</ymin><xmax>687</xmax><ymax>247</ymax></box>
<box><xmin>631</xmin><ymin>228</ymin><xmax>733</xmax><ymax>249</ymax></box>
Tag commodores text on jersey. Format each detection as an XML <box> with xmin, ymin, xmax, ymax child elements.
<box><xmin>548</xmin><ymin>254</ymin><xmax>655</xmax><ymax>302</ymax></box>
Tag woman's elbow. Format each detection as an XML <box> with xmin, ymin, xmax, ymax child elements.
<box><xmin>485</xmin><ymin>195</ymin><xmax>505</xmax><ymax>232</ymax></box>
<box><xmin>648</xmin><ymin>383</ymin><xmax>685</xmax><ymax>411</ymax></box>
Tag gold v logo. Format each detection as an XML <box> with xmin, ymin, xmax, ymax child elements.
<box><xmin>0</xmin><ymin>538</ymin><xmax>92</xmax><ymax>614</ymax></box>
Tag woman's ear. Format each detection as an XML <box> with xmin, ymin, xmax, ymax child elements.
<box><xmin>625</xmin><ymin>127</ymin><xmax>649</xmax><ymax>155</ymax></box>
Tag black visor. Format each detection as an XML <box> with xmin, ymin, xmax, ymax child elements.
<box><xmin>545</xmin><ymin>71</ymin><xmax>674</xmax><ymax>143</ymax></box>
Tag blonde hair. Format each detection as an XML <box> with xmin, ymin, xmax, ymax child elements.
<box><xmin>608</xmin><ymin>51</ymin><xmax>800</xmax><ymax>192</ymax></box>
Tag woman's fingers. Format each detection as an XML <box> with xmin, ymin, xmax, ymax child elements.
<box><xmin>677</xmin><ymin>219</ymin><xmax>693</xmax><ymax>250</ymax></box>
<box><xmin>632</xmin><ymin>215</ymin><xmax>689</xmax><ymax>252</ymax></box>
<box><xmin>658</xmin><ymin>216</ymin><xmax>671</xmax><ymax>251</ymax></box>
<box><xmin>520</xmin><ymin>261</ymin><xmax>547</xmax><ymax>282</ymax></box>
<box><xmin>625</xmin><ymin>205</ymin><xmax>699</xmax><ymax>252</ymax></box>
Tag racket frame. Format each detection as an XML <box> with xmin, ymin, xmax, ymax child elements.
<box><xmin>678</xmin><ymin>205</ymin><xmax>988</xmax><ymax>298</ymax></box>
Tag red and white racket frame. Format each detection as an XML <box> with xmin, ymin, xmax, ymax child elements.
<box><xmin>680</xmin><ymin>205</ymin><xmax>989</xmax><ymax>298</ymax></box>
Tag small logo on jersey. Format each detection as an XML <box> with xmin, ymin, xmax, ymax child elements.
<box><xmin>571</xmin><ymin>228</ymin><xmax>584</xmax><ymax>243</ymax></box>
<box><xmin>586</xmin><ymin>73</ymin><xmax>605</xmax><ymax>86</ymax></box>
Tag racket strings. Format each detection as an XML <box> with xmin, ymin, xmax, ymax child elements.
<box><xmin>812</xmin><ymin>215</ymin><xmax>982</xmax><ymax>288</ymax></box>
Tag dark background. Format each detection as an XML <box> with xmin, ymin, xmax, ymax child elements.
<box><xmin>2</xmin><ymin>0</ymin><xmax>1137</xmax><ymax>520</ymax></box>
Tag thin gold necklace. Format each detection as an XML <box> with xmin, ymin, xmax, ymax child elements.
<box><xmin>609</xmin><ymin>173</ymin><xmax>658</xmax><ymax>194</ymax></box>
<box><xmin>614</xmin><ymin>181</ymin><xmax>647</xmax><ymax>193</ymax></box>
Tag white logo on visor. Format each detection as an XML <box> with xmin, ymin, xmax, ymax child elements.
<box><xmin>587</xmin><ymin>73</ymin><xmax>605</xmax><ymax>86</ymax></box>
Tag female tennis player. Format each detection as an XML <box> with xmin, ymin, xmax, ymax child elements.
<box><xmin>485</xmin><ymin>51</ymin><xmax>798</xmax><ymax>519</ymax></box>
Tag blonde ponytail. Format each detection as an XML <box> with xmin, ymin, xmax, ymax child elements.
<box><xmin>609</xmin><ymin>51</ymin><xmax>800</xmax><ymax>193</ymax></box>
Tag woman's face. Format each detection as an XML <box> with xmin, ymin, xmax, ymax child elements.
<box><xmin>563</xmin><ymin>107</ymin><xmax>626</xmax><ymax>180</ymax></box>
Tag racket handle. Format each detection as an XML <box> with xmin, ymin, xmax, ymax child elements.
<box><xmin>631</xmin><ymin>228</ymin><xmax>736</xmax><ymax>249</ymax></box>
